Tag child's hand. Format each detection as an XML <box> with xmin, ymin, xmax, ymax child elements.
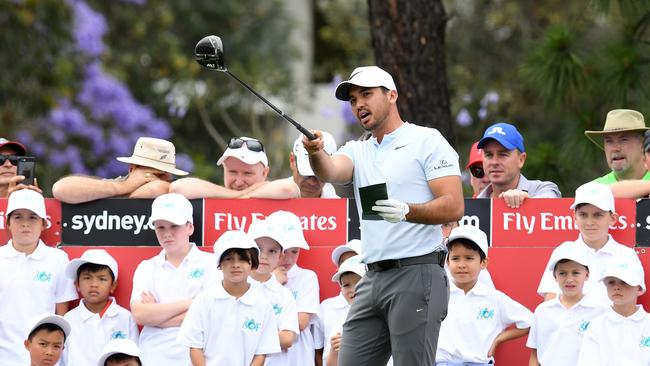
<box><xmin>273</xmin><ymin>267</ymin><xmax>288</xmax><ymax>285</ymax></box>
<box><xmin>487</xmin><ymin>340</ymin><xmax>497</xmax><ymax>358</ymax></box>
<box><xmin>330</xmin><ymin>332</ymin><xmax>342</xmax><ymax>353</ymax></box>
<box><xmin>140</xmin><ymin>291</ymin><xmax>158</xmax><ymax>304</ymax></box>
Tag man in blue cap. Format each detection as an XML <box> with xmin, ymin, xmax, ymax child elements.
<box><xmin>476</xmin><ymin>122</ymin><xmax>560</xmax><ymax>207</ymax></box>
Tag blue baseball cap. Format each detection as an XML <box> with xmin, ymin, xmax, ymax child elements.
<box><xmin>477</xmin><ymin>122</ymin><xmax>525</xmax><ymax>152</ymax></box>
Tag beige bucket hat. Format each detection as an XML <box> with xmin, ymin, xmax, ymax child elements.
<box><xmin>116</xmin><ymin>137</ymin><xmax>188</xmax><ymax>175</ymax></box>
<box><xmin>585</xmin><ymin>109</ymin><xmax>649</xmax><ymax>150</ymax></box>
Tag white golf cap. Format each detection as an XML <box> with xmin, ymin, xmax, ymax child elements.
<box><xmin>25</xmin><ymin>313</ymin><xmax>71</xmax><ymax>340</ymax></box>
<box><xmin>447</xmin><ymin>225</ymin><xmax>489</xmax><ymax>257</ymax></box>
<box><xmin>335</xmin><ymin>66</ymin><xmax>397</xmax><ymax>101</ymax></box>
<box><xmin>331</xmin><ymin>255</ymin><xmax>366</xmax><ymax>283</ymax></box>
<box><xmin>570</xmin><ymin>181</ymin><xmax>615</xmax><ymax>213</ymax></box>
<box><xmin>265</xmin><ymin>210</ymin><xmax>310</xmax><ymax>250</ymax></box>
<box><xmin>331</xmin><ymin>239</ymin><xmax>362</xmax><ymax>266</ymax></box>
<box><xmin>600</xmin><ymin>257</ymin><xmax>646</xmax><ymax>292</ymax></box>
<box><xmin>96</xmin><ymin>339</ymin><xmax>141</xmax><ymax>366</ymax></box>
<box><xmin>293</xmin><ymin>132</ymin><xmax>337</xmax><ymax>177</ymax></box>
<box><xmin>546</xmin><ymin>243</ymin><xmax>590</xmax><ymax>271</ymax></box>
<box><xmin>65</xmin><ymin>249</ymin><xmax>119</xmax><ymax>280</ymax></box>
<box><xmin>149</xmin><ymin>193</ymin><xmax>193</xmax><ymax>225</ymax></box>
<box><xmin>217</xmin><ymin>136</ymin><xmax>269</xmax><ymax>167</ymax></box>
<box><xmin>7</xmin><ymin>189</ymin><xmax>46</xmax><ymax>219</ymax></box>
<box><xmin>248</xmin><ymin>218</ymin><xmax>285</xmax><ymax>249</ymax></box>
<box><xmin>213</xmin><ymin>230</ymin><xmax>259</xmax><ymax>264</ymax></box>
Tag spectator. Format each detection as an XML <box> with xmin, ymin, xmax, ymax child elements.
<box><xmin>0</xmin><ymin>137</ymin><xmax>41</xmax><ymax>197</ymax></box>
<box><xmin>466</xmin><ymin>141</ymin><xmax>490</xmax><ymax>198</ymax></box>
<box><xmin>476</xmin><ymin>122</ymin><xmax>561</xmax><ymax>208</ymax></box>
<box><xmin>289</xmin><ymin>133</ymin><xmax>339</xmax><ymax>198</ymax></box>
<box><xmin>53</xmin><ymin>137</ymin><xmax>187</xmax><ymax>204</ymax></box>
<box><xmin>170</xmin><ymin>136</ymin><xmax>299</xmax><ymax>199</ymax></box>
<box><xmin>23</xmin><ymin>313</ymin><xmax>71</xmax><ymax>366</ymax></box>
<box><xmin>609</xmin><ymin>130</ymin><xmax>650</xmax><ymax>198</ymax></box>
<box><xmin>96</xmin><ymin>339</ymin><xmax>142</xmax><ymax>366</ymax></box>
<box><xmin>586</xmin><ymin>109</ymin><xmax>649</xmax><ymax>184</ymax></box>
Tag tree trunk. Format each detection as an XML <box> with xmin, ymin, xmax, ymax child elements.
<box><xmin>367</xmin><ymin>0</ymin><xmax>455</xmax><ymax>146</ymax></box>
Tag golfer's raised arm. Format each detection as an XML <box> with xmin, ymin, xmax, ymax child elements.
<box><xmin>303</xmin><ymin>130</ymin><xmax>353</xmax><ymax>185</ymax></box>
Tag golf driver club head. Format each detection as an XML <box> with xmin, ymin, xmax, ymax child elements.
<box><xmin>195</xmin><ymin>35</ymin><xmax>226</xmax><ymax>71</ymax></box>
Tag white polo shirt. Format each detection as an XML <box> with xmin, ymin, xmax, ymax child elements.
<box><xmin>436</xmin><ymin>281</ymin><xmax>533</xmax><ymax>364</ymax></box>
<box><xmin>61</xmin><ymin>297</ymin><xmax>139</xmax><ymax>366</ymax></box>
<box><xmin>0</xmin><ymin>240</ymin><xmax>77</xmax><ymax>366</ymax></box>
<box><xmin>318</xmin><ymin>293</ymin><xmax>350</xmax><ymax>361</ymax></box>
<box><xmin>176</xmin><ymin>280</ymin><xmax>281</xmax><ymax>366</ymax></box>
<box><xmin>284</xmin><ymin>264</ymin><xmax>320</xmax><ymax>366</ymax></box>
<box><xmin>249</xmin><ymin>276</ymin><xmax>298</xmax><ymax>366</ymax></box>
<box><xmin>283</xmin><ymin>177</ymin><xmax>339</xmax><ymax>198</ymax></box>
<box><xmin>526</xmin><ymin>294</ymin><xmax>606</xmax><ymax>366</ymax></box>
<box><xmin>577</xmin><ymin>306</ymin><xmax>650</xmax><ymax>365</ymax></box>
<box><xmin>336</xmin><ymin>122</ymin><xmax>460</xmax><ymax>262</ymax></box>
<box><xmin>130</xmin><ymin>243</ymin><xmax>218</xmax><ymax>366</ymax></box>
<box><xmin>538</xmin><ymin>235</ymin><xmax>641</xmax><ymax>304</ymax></box>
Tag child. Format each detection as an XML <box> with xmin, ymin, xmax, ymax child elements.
<box><xmin>324</xmin><ymin>255</ymin><xmax>366</xmax><ymax>366</ymax></box>
<box><xmin>177</xmin><ymin>230</ymin><xmax>280</xmax><ymax>365</ymax></box>
<box><xmin>24</xmin><ymin>313</ymin><xmax>71</xmax><ymax>366</ymax></box>
<box><xmin>130</xmin><ymin>193</ymin><xmax>218</xmax><ymax>366</ymax></box>
<box><xmin>527</xmin><ymin>245</ymin><xmax>606</xmax><ymax>366</ymax></box>
<box><xmin>0</xmin><ymin>190</ymin><xmax>77</xmax><ymax>365</ymax></box>
<box><xmin>96</xmin><ymin>339</ymin><xmax>142</xmax><ymax>366</ymax></box>
<box><xmin>436</xmin><ymin>225</ymin><xmax>532</xmax><ymax>365</ymax></box>
<box><xmin>61</xmin><ymin>249</ymin><xmax>139</xmax><ymax>365</ymax></box>
<box><xmin>247</xmin><ymin>217</ymin><xmax>299</xmax><ymax>366</ymax></box>
<box><xmin>537</xmin><ymin>181</ymin><xmax>641</xmax><ymax>304</ymax></box>
<box><xmin>576</xmin><ymin>257</ymin><xmax>650</xmax><ymax>365</ymax></box>
<box><xmin>270</xmin><ymin>210</ymin><xmax>320</xmax><ymax>366</ymax></box>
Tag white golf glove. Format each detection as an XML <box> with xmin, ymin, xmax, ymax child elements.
<box><xmin>372</xmin><ymin>199</ymin><xmax>410</xmax><ymax>223</ymax></box>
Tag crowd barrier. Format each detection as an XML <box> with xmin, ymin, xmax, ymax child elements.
<box><xmin>4</xmin><ymin>197</ymin><xmax>650</xmax><ymax>365</ymax></box>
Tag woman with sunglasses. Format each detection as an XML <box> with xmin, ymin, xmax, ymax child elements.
<box><xmin>0</xmin><ymin>138</ymin><xmax>42</xmax><ymax>198</ymax></box>
<box><xmin>466</xmin><ymin>142</ymin><xmax>490</xmax><ymax>198</ymax></box>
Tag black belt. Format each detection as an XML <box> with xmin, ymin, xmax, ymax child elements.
<box><xmin>366</xmin><ymin>251</ymin><xmax>446</xmax><ymax>272</ymax></box>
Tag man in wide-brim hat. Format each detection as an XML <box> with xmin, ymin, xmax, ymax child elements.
<box><xmin>53</xmin><ymin>137</ymin><xmax>188</xmax><ymax>204</ymax></box>
<box><xmin>585</xmin><ymin>109</ymin><xmax>650</xmax><ymax>184</ymax></box>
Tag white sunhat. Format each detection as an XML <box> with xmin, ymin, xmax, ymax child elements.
<box><xmin>213</xmin><ymin>230</ymin><xmax>259</xmax><ymax>264</ymax></box>
<box><xmin>546</xmin><ymin>243</ymin><xmax>590</xmax><ymax>271</ymax></box>
<box><xmin>149</xmin><ymin>193</ymin><xmax>194</xmax><ymax>225</ymax></box>
<box><xmin>116</xmin><ymin>137</ymin><xmax>188</xmax><ymax>176</ymax></box>
<box><xmin>331</xmin><ymin>239</ymin><xmax>362</xmax><ymax>266</ymax></box>
<box><xmin>25</xmin><ymin>313</ymin><xmax>71</xmax><ymax>340</ymax></box>
<box><xmin>447</xmin><ymin>225</ymin><xmax>489</xmax><ymax>257</ymax></box>
<box><xmin>265</xmin><ymin>210</ymin><xmax>310</xmax><ymax>250</ymax></box>
<box><xmin>335</xmin><ymin>66</ymin><xmax>397</xmax><ymax>101</ymax></box>
<box><xmin>217</xmin><ymin>136</ymin><xmax>269</xmax><ymax>167</ymax></box>
<box><xmin>247</xmin><ymin>218</ymin><xmax>285</xmax><ymax>249</ymax></box>
<box><xmin>96</xmin><ymin>339</ymin><xmax>141</xmax><ymax>366</ymax></box>
<box><xmin>292</xmin><ymin>132</ymin><xmax>337</xmax><ymax>177</ymax></box>
<box><xmin>570</xmin><ymin>181</ymin><xmax>615</xmax><ymax>213</ymax></box>
<box><xmin>600</xmin><ymin>257</ymin><xmax>646</xmax><ymax>293</ymax></box>
<box><xmin>7</xmin><ymin>189</ymin><xmax>46</xmax><ymax>219</ymax></box>
<box><xmin>331</xmin><ymin>255</ymin><xmax>366</xmax><ymax>283</ymax></box>
<box><xmin>65</xmin><ymin>249</ymin><xmax>119</xmax><ymax>281</ymax></box>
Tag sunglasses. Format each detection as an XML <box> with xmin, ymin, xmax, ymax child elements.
<box><xmin>228</xmin><ymin>138</ymin><xmax>264</xmax><ymax>152</ymax></box>
<box><xmin>469</xmin><ymin>166</ymin><xmax>485</xmax><ymax>179</ymax></box>
<box><xmin>0</xmin><ymin>155</ymin><xmax>19</xmax><ymax>166</ymax></box>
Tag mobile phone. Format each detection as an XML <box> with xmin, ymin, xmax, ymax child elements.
<box><xmin>17</xmin><ymin>156</ymin><xmax>36</xmax><ymax>186</ymax></box>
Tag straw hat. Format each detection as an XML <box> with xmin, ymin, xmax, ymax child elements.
<box><xmin>585</xmin><ymin>109</ymin><xmax>648</xmax><ymax>150</ymax></box>
<box><xmin>116</xmin><ymin>137</ymin><xmax>188</xmax><ymax>175</ymax></box>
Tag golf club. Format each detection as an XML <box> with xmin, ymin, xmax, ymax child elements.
<box><xmin>194</xmin><ymin>35</ymin><xmax>316</xmax><ymax>140</ymax></box>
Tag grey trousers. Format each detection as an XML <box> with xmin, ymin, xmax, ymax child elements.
<box><xmin>338</xmin><ymin>262</ymin><xmax>449</xmax><ymax>366</ymax></box>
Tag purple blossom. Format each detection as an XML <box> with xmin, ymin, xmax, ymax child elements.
<box><xmin>456</xmin><ymin>108</ymin><xmax>473</xmax><ymax>127</ymax></box>
<box><xmin>174</xmin><ymin>153</ymin><xmax>194</xmax><ymax>174</ymax></box>
<box><xmin>71</xmin><ymin>1</ymin><xmax>107</xmax><ymax>57</ymax></box>
<box><xmin>341</xmin><ymin>104</ymin><xmax>357</xmax><ymax>125</ymax></box>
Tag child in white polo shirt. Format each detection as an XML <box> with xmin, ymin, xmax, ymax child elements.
<box><xmin>577</xmin><ymin>257</ymin><xmax>650</xmax><ymax>365</ymax></box>
<box><xmin>130</xmin><ymin>193</ymin><xmax>218</xmax><ymax>366</ymax></box>
<box><xmin>436</xmin><ymin>225</ymin><xmax>532</xmax><ymax>366</ymax></box>
<box><xmin>177</xmin><ymin>230</ymin><xmax>280</xmax><ymax>365</ymax></box>
<box><xmin>24</xmin><ymin>313</ymin><xmax>71</xmax><ymax>366</ymax></box>
<box><xmin>270</xmin><ymin>210</ymin><xmax>320</xmax><ymax>366</ymax></box>
<box><xmin>538</xmin><ymin>182</ymin><xmax>641</xmax><ymax>304</ymax></box>
<box><xmin>527</xmin><ymin>245</ymin><xmax>606</xmax><ymax>366</ymax></box>
<box><xmin>61</xmin><ymin>249</ymin><xmax>139</xmax><ymax>366</ymax></box>
<box><xmin>0</xmin><ymin>190</ymin><xmax>78</xmax><ymax>366</ymax></box>
<box><xmin>97</xmin><ymin>339</ymin><xmax>142</xmax><ymax>366</ymax></box>
<box><xmin>248</xmin><ymin>217</ymin><xmax>299</xmax><ymax>366</ymax></box>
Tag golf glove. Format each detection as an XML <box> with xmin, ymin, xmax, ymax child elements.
<box><xmin>373</xmin><ymin>199</ymin><xmax>410</xmax><ymax>223</ymax></box>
